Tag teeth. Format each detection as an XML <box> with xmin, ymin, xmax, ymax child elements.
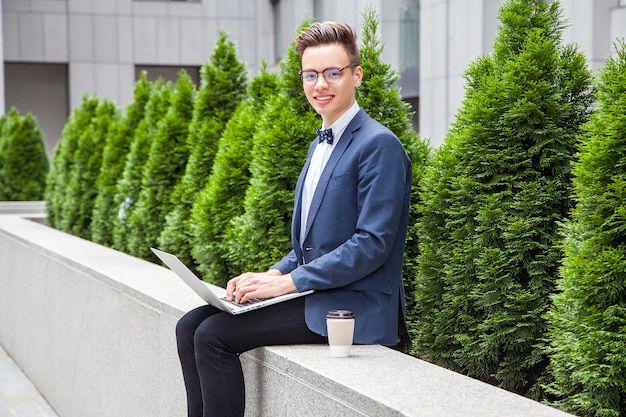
<box><xmin>317</xmin><ymin>96</ymin><xmax>332</xmax><ymax>100</ymax></box>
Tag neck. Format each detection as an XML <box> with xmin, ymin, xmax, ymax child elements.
<box><xmin>322</xmin><ymin>100</ymin><xmax>356</xmax><ymax>128</ymax></box>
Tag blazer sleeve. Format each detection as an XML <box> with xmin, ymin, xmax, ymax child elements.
<box><xmin>272</xmin><ymin>249</ymin><xmax>298</xmax><ymax>273</ymax></box>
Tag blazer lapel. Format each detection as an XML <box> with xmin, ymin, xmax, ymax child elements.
<box><xmin>301</xmin><ymin>110</ymin><xmax>368</xmax><ymax>242</ymax></box>
<box><xmin>293</xmin><ymin>141</ymin><xmax>316</xmax><ymax>258</ymax></box>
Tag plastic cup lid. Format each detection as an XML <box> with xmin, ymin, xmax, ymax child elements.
<box><xmin>326</xmin><ymin>310</ymin><xmax>355</xmax><ymax>319</ymax></box>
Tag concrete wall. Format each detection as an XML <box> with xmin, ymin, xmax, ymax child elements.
<box><xmin>0</xmin><ymin>213</ymin><xmax>575</xmax><ymax>417</ymax></box>
<box><xmin>0</xmin><ymin>215</ymin><xmax>189</xmax><ymax>417</ymax></box>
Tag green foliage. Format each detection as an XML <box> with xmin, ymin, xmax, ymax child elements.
<box><xmin>112</xmin><ymin>79</ymin><xmax>172</xmax><ymax>252</ymax></box>
<box><xmin>59</xmin><ymin>99</ymin><xmax>120</xmax><ymax>239</ymax></box>
<box><xmin>546</xmin><ymin>40</ymin><xmax>626</xmax><ymax>417</ymax></box>
<box><xmin>191</xmin><ymin>63</ymin><xmax>279</xmax><ymax>285</ymax></box>
<box><xmin>0</xmin><ymin>108</ymin><xmax>49</xmax><ymax>201</ymax></box>
<box><xmin>413</xmin><ymin>0</ymin><xmax>593</xmax><ymax>398</ymax></box>
<box><xmin>126</xmin><ymin>71</ymin><xmax>195</xmax><ymax>261</ymax></box>
<box><xmin>91</xmin><ymin>73</ymin><xmax>152</xmax><ymax>246</ymax></box>
<box><xmin>46</xmin><ymin>95</ymin><xmax>100</xmax><ymax>229</ymax></box>
<box><xmin>357</xmin><ymin>6</ymin><xmax>431</xmax><ymax>330</ymax></box>
<box><xmin>225</xmin><ymin>19</ymin><xmax>320</xmax><ymax>273</ymax></box>
<box><xmin>159</xmin><ymin>32</ymin><xmax>248</xmax><ymax>267</ymax></box>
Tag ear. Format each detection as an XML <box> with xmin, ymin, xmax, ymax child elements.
<box><xmin>354</xmin><ymin>66</ymin><xmax>363</xmax><ymax>87</ymax></box>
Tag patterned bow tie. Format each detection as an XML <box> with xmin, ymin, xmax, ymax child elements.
<box><xmin>316</xmin><ymin>128</ymin><xmax>334</xmax><ymax>145</ymax></box>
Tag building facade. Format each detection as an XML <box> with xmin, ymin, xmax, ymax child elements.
<box><xmin>0</xmin><ymin>0</ymin><xmax>419</xmax><ymax>154</ymax></box>
<box><xmin>1</xmin><ymin>0</ymin><xmax>625</xmax><ymax>153</ymax></box>
<box><xmin>420</xmin><ymin>0</ymin><xmax>626</xmax><ymax>147</ymax></box>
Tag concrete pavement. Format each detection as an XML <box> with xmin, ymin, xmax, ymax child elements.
<box><xmin>0</xmin><ymin>345</ymin><xmax>59</xmax><ymax>417</ymax></box>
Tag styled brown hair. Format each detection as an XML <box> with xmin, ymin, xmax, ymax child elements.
<box><xmin>295</xmin><ymin>22</ymin><xmax>360</xmax><ymax>65</ymax></box>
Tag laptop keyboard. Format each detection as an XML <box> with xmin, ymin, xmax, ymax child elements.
<box><xmin>220</xmin><ymin>296</ymin><xmax>263</xmax><ymax>307</ymax></box>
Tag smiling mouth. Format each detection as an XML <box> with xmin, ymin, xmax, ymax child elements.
<box><xmin>315</xmin><ymin>95</ymin><xmax>333</xmax><ymax>102</ymax></box>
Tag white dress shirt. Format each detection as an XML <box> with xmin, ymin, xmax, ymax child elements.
<box><xmin>300</xmin><ymin>101</ymin><xmax>361</xmax><ymax>245</ymax></box>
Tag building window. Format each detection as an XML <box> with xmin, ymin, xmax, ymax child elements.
<box><xmin>271</xmin><ymin>0</ymin><xmax>283</xmax><ymax>63</ymax></box>
<box><xmin>397</xmin><ymin>2</ymin><xmax>420</xmax><ymax>98</ymax></box>
<box><xmin>4</xmin><ymin>62</ymin><xmax>69</xmax><ymax>156</ymax></box>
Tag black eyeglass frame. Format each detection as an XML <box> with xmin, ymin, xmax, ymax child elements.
<box><xmin>298</xmin><ymin>63</ymin><xmax>358</xmax><ymax>85</ymax></box>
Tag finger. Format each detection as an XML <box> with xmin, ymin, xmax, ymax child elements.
<box><xmin>238</xmin><ymin>287</ymin><xmax>257</xmax><ymax>304</ymax></box>
<box><xmin>235</xmin><ymin>285</ymin><xmax>250</xmax><ymax>303</ymax></box>
<box><xmin>226</xmin><ymin>276</ymin><xmax>242</xmax><ymax>300</ymax></box>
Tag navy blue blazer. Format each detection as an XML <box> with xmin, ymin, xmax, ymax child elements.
<box><xmin>271</xmin><ymin>109</ymin><xmax>412</xmax><ymax>346</ymax></box>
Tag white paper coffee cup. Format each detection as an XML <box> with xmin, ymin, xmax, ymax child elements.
<box><xmin>326</xmin><ymin>310</ymin><xmax>355</xmax><ymax>357</ymax></box>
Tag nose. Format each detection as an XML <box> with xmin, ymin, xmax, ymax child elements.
<box><xmin>314</xmin><ymin>73</ymin><xmax>329</xmax><ymax>88</ymax></box>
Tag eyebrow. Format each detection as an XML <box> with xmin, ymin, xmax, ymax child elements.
<box><xmin>300</xmin><ymin>65</ymin><xmax>347</xmax><ymax>71</ymax></box>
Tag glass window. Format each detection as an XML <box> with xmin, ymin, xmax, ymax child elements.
<box><xmin>397</xmin><ymin>2</ymin><xmax>420</xmax><ymax>98</ymax></box>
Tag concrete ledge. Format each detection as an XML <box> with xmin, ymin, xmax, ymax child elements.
<box><xmin>0</xmin><ymin>214</ymin><xmax>573</xmax><ymax>417</ymax></box>
<box><xmin>244</xmin><ymin>345</ymin><xmax>575</xmax><ymax>417</ymax></box>
<box><xmin>0</xmin><ymin>201</ymin><xmax>46</xmax><ymax>218</ymax></box>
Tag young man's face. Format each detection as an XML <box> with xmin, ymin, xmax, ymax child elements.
<box><xmin>300</xmin><ymin>43</ymin><xmax>362</xmax><ymax>127</ymax></box>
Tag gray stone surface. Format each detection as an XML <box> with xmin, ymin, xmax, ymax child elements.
<box><xmin>0</xmin><ymin>201</ymin><xmax>46</xmax><ymax>214</ymax></box>
<box><xmin>0</xmin><ymin>214</ymin><xmax>575</xmax><ymax>417</ymax></box>
<box><xmin>0</xmin><ymin>345</ymin><xmax>59</xmax><ymax>417</ymax></box>
<box><xmin>244</xmin><ymin>345</ymin><xmax>574</xmax><ymax>417</ymax></box>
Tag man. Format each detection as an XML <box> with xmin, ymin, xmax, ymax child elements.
<box><xmin>176</xmin><ymin>21</ymin><xmax>412</xmax><ymax>417</ymax></box>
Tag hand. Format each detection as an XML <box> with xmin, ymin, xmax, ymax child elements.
<box><xmin>226</xmin><ymin>271</ymin><xmax>297</xmax><ymax>304</ymax></box>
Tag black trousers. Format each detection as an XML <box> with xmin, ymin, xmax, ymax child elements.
<box><xmin>175</xmin><ymin>297</ymin><xmax>327</xmax><ymax>417</ymax></box>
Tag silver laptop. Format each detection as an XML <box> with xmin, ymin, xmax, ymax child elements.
<box><xmin>151</xmin><ymin>247</ymin><xmax>313</xmax><ymax>315</ymax></box>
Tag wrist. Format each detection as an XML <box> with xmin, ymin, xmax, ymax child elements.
<box><xmin>281</xmin><ymin>274</ymin><xmax>297</xmax><ymax>294</ymax></box>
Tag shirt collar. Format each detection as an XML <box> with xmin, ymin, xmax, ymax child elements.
<box><xmin>322</xmin><ymin>101</ymin><xmax>360</xmax><ymax>140</ymax></box>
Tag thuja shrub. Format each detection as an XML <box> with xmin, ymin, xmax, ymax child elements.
<box><xmin>224</xmin><ymin>19</ymin><xmax>320</xmax><ymax>273</ymax></box>
<box><xmin>159</xmin><ymin>31</ymin><xmax>248</xmax><ymax>267</ymax></box>
<box><xmin>59</xmin><ymin>99</ymin><xmax>120</xmax><ymax>239</ymax></box>
<box><xmin>546</xmin><ymin>41</ymin><xmax>626</xmax><ymax>417</ymax></box>
<box><xmin>126</xmin><ymin>71</ymin><xmax>195</xmax><ymax>261</ymax></box>
<box><xmin>46</xmin><ymin>95</ymin><xmax>100</xmax><ymax>229</ymax></box>
<box><xmin>357</xmin><ymin>6</ymin><xmax>431</xmax><ymax>329</ymax></box>
<box><xmin>0</xmin><ymin>108</ymin><xmax>49</xmax><ymax>201</ymax></box>
<box><xmin>413</xmin><ymin>0</ymin><xmax>593</xmax><ymax>398</ymax></box>
<box><xmin>112</xmin><ymin>79</ymin><xmax>172</xmax><ymax>253</ymax></box>
<box><xmin>191</xmin><ymin>63</ymin><xmax>279</xmax><ymax>286</ymax></box>
<box><xmin>91</xmin><ymin>72</ymin><xmax>152</xmax><ymax>246</ymax></box>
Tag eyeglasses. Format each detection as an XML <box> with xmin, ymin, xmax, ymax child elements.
<box><xmin>298</xmin><ymin>63</ymin><xmax>357</xmax><ymax>85</ymax></box>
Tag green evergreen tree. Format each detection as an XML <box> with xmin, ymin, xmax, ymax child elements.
<box><xmin>413</xmin><ymin>0</ymin><xmax>593</xmax><ymax>398</ymax></box>
<box><xmin>91</xmin><ymin>73</ymin><xmax>151</xmax><ymax>246</ymax></box>
<box><xmin>0</xmin><ymin>112</ymin><xmax>7</xmax><ymax>134</ymax></box>
<box><xmin>126</xmin><ymin>71</ymin><xmax>195</xmax><ymax>261</ymax></box>
<box><xmin>159</xmin><ymin>31</ymin><xmax>248</xmax><ymax>267</ymax></box>
<box><xmin>546</xmin><ymin>40</ymin><xmax>626</xmax><ymax>417</ymax></box>
<box><xmin>112</xmin><ymin>79</ymin><xmax>172</xmax><ymax>252</ymax></box>
<box><xmin>0</xmin><ymin>113</ymin><xmax>7</xmax><ymax>177</ymax></box>
<box><xmin>59</xmin><ymin>99</ymin><xmax>120</xmax><ymax>239</ymax></box>
<box><xmin>357</xmin><ymin>6</ymin><xmax>431</xmax><ymax>329</ymax></box>
<box><xmin>225</xmin><ymin>19</ymin><xmax>320</xmax><ymax>273</ymax></box>
<box><xmin>0</xmin><ymin>108</ymin><xmax>49</xmax><ymax>201</ymax></box>
<box><xmin>191</xmin><ymin>63</ymin><xmax>279</xmax><ymax>285</ymax></box>
<box><xmin>46</xmin><ymin>95</ymin><xmax>100</xmax><ymax>229</ymax></box>
<box><xmin>0</xmin><ymin>111</ymin><xmax>10</xmax><ymax>199</ymax></box>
